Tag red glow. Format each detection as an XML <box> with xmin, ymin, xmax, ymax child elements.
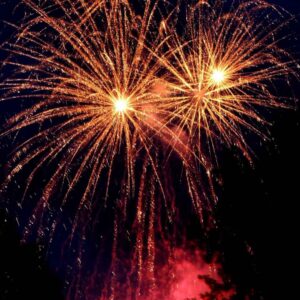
<box><xmin>168</xmin><ymin>249</ymin><xmax>235</xmax><ymax>300</ymax></box>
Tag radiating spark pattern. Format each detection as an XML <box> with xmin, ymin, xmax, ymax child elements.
<box><xmin>157</xmin><ymin>0</ymin><xmax>297</xmax><ymax>161</ymax></box>
<box><xmin>0</xmin><ymin>0</ymin><xmax>297</xmax><ymax>299</ymax></box>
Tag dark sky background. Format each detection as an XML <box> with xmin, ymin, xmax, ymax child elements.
<box><xmin>0</xmin><ymin>1</ymin><xmax>299</xmax><ymax>300</ymax></box>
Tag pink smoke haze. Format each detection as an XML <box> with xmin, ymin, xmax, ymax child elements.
<box><xmin>168</xmin><ymin>249</ymin><xmax>235</xmax><ymax>300</ymax></box>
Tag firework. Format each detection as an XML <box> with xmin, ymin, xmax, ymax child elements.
<box><xmin>0</xmin><ymin>0</ymin><xmax>297</xmax><ymax>299</ymax></box>
<box><xmin>1</xmin><ymin>0</ymin><xmax>178</xmax><ymax>223</ymax></box>
<box><xmin>0</xmin><ymin>1</ymin><xmax>195</xmax><ymax>298</ymax></box>
<box><xmin>157</xmin><ymin>0</ymin><xmax>296</xmax><ymax>161</ymax></box>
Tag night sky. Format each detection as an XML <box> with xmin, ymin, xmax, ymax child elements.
<box><xmin>0</xmin><ymin>1</ymin><xmax>299</xmax><ymax>300</ymax></box>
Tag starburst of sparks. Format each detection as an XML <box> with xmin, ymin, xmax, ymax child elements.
<box><xmin>156</xmin><ymin>0</ymin><xmax>297</xmax><ymax>161</ymax></box>
<box><xmin>0</xmin><ymin>0</ymin><xmax>297</xmax><ymax>299</ymax></box>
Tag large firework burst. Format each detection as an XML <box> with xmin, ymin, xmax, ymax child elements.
<box><xmin>0</xmin><ymin>0</ymin><xmax>297</xmax><ymax>299</ymax></box>
<box><xmin>157</xmin><ymin>0</ymin><xmax>296</xmax><ymax>161</ymax></box>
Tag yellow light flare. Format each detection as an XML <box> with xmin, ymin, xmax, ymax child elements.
<box><xmin>114</xmin><ymin>97</ymin><xmax>129</xmax><ymax>114</ymax></box>
<box><xmin>211</xmin><ymin>69</ymin><xmax>226</xmax><ymax>85</ymax></box>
